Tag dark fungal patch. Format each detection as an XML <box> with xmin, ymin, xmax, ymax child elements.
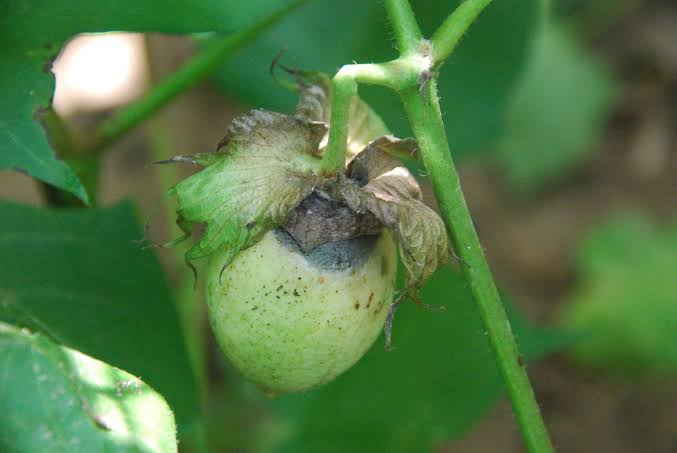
<box><xmin>282</xmin><ymin>192</ymin><xmax>382</xmax><ymax>252</ymax></box>
<box><xmin>274</xmin><ymin>228</ymin><xmax>378</xmax><ymax>271</ymax></box>
<box><xmin>274</xmin><ymin>191</ymin><xmax>383</xmax><ymax>270</ymax></box>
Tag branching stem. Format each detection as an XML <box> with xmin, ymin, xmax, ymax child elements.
<box><xmin>430</xmin><ymin>0</ymin><xmax>493</xmax><ymax>66</ymax></box>
<box><xmin>323</xmin><ymin>1</ymin><xmax>555</xmax><ymax>451</ymax></box>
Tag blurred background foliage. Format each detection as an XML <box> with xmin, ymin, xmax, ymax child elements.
<box><xmin>1</xmin><ymin>0</ymin><xmax>676</xmax><ymax>451</ymax></box>
<box><xmin>559</xmin><ymin>214</ymin><xmax>677</xmax><ymax>377</ymax></box>
<box><xmin>212</xmin><ymin>0</ymin><xmax>538</xmax><ymax>158</ymax></box>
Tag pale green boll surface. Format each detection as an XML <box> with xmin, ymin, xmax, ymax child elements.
<box><xmin>206</xmin><ymin>229</ymin><xmax>397</xmax><ymax>395</ymax></box>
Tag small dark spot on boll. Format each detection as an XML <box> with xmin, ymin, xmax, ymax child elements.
<box><xmin>251</xmin><ymin>306</ymin><xmax>258</xmax><ymax>311</ymax></box>
<box><xmin>374</xmin><ymin>300</ymin><xmax>385</xmax><ymax>314</ymax></box>
<box><xmin>293</xmin><ymin>289</ymin><xmax>300</xmax><ymax>297</ymax></box>
<box><xmin>354</xmin><ymin>303</ymin><xmax>360</xmax><ymax>310</ymax></box>
<box><xmin>276</xmin><ymin>285</ymin><xmax>283</xmax><ymax>291</ymax></box>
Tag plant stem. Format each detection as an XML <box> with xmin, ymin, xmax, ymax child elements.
<box><xmin>85</xmin><ymin>0</ymin><xmax>307</xmax><ymax>154</ymax></box>
<box><xmin>383</xmin><ymin>0</ymin><xmax>422</xmax><ymax>55</ymax></box>
<box><xmin>400</xmin><ymin>84</ymin><xmax>554</xmax><ymax>453</ymax></box>
<box><xmin>374</xmin><ymin>1</ymin><xmax>555</xmax><ymax>451</ymax></box>
<box><xmin>320</xmin><ymin>70</ymin><xmax>356</xmax><ymax>173</ymax></box>
<box><xmin>321</xmin><ymin>59</ymin><xmax>426</xmax><ymax>170</ymax></box>
<box><xmin>431</xmin><ymin>0</ymin><xmax>493</xmax><ymax>66</ymax></box>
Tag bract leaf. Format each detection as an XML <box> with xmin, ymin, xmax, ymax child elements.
<box><xmin>171</xmin><ymin>110</ymin><xmax>324</xmax><ymax>271</ymax></box>
<box><xmin>341</xmin><ymin>138</ymin><xmax>448</xmax><ymax>288</ymax></box>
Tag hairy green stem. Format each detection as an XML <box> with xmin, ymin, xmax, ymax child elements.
<box><xmin>86</xmin><ymin>0</ymin><xmax>307</xmax><ymax>154</ymax></box>
<box><xmin>400</xmin><ymin>84</ymin><xmax>554</xmax><ymax>453</ymax></box>
<box><xmin>320</xmin><ymin>58</ymin><xmax>426</xmax><ymax>171</ymax></box>
<box><xmin>340</xmin><ymin>0</ymin><xmax>554</xmax><ymax>451</ymax></box>
<box><xmin>431</xmin><ymin>0</ymin><xmax>492</xmax><ymax>66</ymax></box>
<box><xmin>320</xmin><ymin>70</ymin><xmax>356</xmax><ymax>173</ymax></box>
<box><xmin>383</xmin><ymin>0</ymin><xmax>422</xmax><ymax>55</ymax></box>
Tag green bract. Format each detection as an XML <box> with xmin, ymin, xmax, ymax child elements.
<box><xmin>163</xmin><ymin>74</ymin><xmax>449</xmax><ymax>392</ymax></box>
<box><xmin>167</xmin><ymin>110</ymin><xmax>326</xmax><ymax>273</ymax></box>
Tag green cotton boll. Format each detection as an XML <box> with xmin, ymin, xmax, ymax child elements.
<box><xmin>206</xmin><ymin>229</ymin><xmax>398</xmax><ymax>395</ymax></box>
<box><xmin>166</xmin><ymin>77</ymin><xmax>448</xmax><ymax>395</ymax></box>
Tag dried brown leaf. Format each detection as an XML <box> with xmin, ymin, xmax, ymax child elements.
<box><xmin>340</xmin><ymin>139</ymin><xmax>448</xmax><ymax>288</ymax></box>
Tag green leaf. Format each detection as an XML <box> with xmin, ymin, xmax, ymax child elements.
<box><xmin>0</xmin><ymin>201</ymin><xmax>198</xmax><ymax>425</ymax></box>
<box><xmin>0</xmin><ymin>321</ymin><xmax>177</xmax><ymax>453</ymax></box>
<box><xmin>212</xmin><ymin>0</ymin><xmax>538</xmax><ymax>158</ymax></box>
<box><xmin>0</xmin><ymin>52</ymin><xmax>89</xmax><ymax>203</ymax></box>
<box><xmin>559</xmin><ymin>214</ymin><xmax>677</xmax><ymax>377</ymax></box>
<box><xmin>0</xmin><ymin>0</ymin><xmax>298</xmax><ymax>202</ymax></box>
<box><xmin>494</xmin><ymin>24</ymin><xmax>616</xmax><ymax>192</ymax></box>
<box><xmin>268</xmin><ymin>266</ymin><xmax>567</xmax><ymax>452</ymax></box>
